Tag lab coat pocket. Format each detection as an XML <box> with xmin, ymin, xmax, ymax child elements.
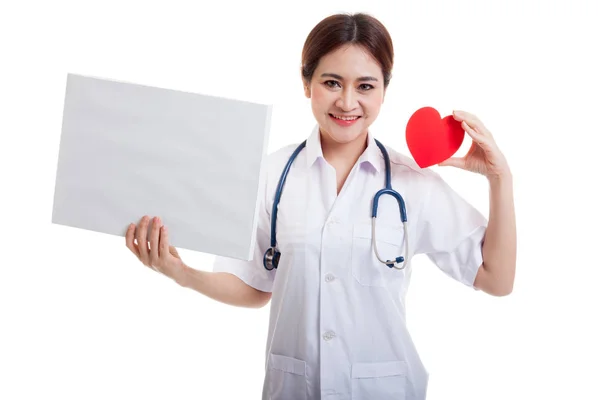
<box><xmin>267</xmin><ymin>354</ymin><xmax>307</xmax><ymax>400</ymax></box>
<box><xmin>351</xmin><ymin>222</ymin><xmax>405</xmax><ymax>287</ymax></box>
<box><xmin>351</xmin><ymin>361</ymin><xmax>407</xmax><ymax>400</ymax></box>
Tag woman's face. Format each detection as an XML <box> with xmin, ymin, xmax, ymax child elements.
<box><xmin>305</xmin><ymin>44</ymin><xmax>386</xmax><ymax>146</ymax></box>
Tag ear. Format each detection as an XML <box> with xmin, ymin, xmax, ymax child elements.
<box><xmin>304</xmin><ymin>82</ymin><xmax>311</xmax><ymax>98</ymax></box>
<box><xmin>300</xmin><ymin>67</ymin><xmax>311</xmax><ymax>98</ymax></box>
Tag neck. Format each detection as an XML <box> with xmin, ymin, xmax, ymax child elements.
<box><xmin>320</xmin><ymin>130</ymin><xmax>368</xmax><ymax>170</ymax></box>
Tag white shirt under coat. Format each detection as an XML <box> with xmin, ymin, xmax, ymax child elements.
<box><xmin>213</xmin><ymin>125</ymin><xmax>488</xmax><ymax>400</ymax></box>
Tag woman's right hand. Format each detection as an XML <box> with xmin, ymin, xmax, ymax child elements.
<box><xmin>125</xmin><ymin>215</ymin><xmax>187</xmax><ymax>284</ymax></box>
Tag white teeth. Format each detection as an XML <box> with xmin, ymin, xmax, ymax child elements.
<box><xmin>332</xmin><ymin>115</ymin><xmax>359</xmax><ymax>121</ymax></box>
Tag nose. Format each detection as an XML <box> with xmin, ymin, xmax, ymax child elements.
<box><xmin>335</xmin><ymin>87</ymin><xmax>358</xmax><ymax>112</ymax></box>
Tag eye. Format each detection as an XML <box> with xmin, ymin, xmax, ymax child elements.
<box><xmin>324</xmin><ymin>80</ymin><xmax>341</xmax><ymax>88</ymax></box>
<box><xmin>359</xmin><ymin>83</ymin><xmax>375</xmax><ymax>91</ymax></box>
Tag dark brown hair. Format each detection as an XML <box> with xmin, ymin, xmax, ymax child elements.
<box><xmin>301</xmin><ymin>13</ymin><xmax>394</xmax><ymax>88</ymax></box>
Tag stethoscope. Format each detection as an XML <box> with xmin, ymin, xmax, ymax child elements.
<box><xmin>262</xmin><ymin>138</ymin><xmax>410</xmax><ymax>271</ymax></box>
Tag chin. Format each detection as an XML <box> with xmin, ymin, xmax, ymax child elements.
<box><xmin>321</xmin><ymin>119</ymin><xmax>368</xmax><ymax>144</ymax></box>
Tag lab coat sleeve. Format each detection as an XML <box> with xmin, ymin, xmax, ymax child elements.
<box><xmin>211</xmin><ymin>170</ymin><xmax>275</xmax><ymax>293</ymax></box>
<box><xmin>414</xmin><ymin>173</ymin><xmax>488</xmax><ymax>289</ymax></box>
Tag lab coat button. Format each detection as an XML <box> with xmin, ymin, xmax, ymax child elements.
<box><xmin>325</xmin><ymin>273</ymin><xmax>335</xmax><ymax>282</ymax></box>
<box><xmin>323</xmin><ymin>331</ymin><xmax>336</xmax><ymax>341</ymax></box>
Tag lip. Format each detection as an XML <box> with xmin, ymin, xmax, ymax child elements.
<box><xmin>329</xmin><ymin>113</ymin><xmax>361</xmax><ymax>127</ymax></box>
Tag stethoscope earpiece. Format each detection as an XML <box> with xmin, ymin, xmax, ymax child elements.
<box><xmin>385</xmin><ymin>256</ymin><xmax>405</xmax><ymax>269</ymax></box>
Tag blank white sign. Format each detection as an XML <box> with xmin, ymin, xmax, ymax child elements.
<box><xmin>52</xmin><ymin>73</ymin><xmax>272</xmax><ymax>260</ymax></box>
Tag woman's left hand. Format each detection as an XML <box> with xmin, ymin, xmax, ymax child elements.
<box><xmin>439</xmin><ymin>110</ymin><xmax>511</xmax><ymax>180</ymax></box>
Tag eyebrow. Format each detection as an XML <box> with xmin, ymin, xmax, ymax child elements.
<box><xmin>320</xmin><ymin>73</ymin><xmax>379</xmax><ymax>82</ymax></box>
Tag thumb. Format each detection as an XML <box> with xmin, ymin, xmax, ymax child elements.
<box><xmin>438</xmin><ymin>157</ymin><xmax>465</xmax><ymax>168</ymax></box>
<box><xmin>169</xmin><ymin>245</ymin><xmax>181</xmax><ymax>260</ymax></box>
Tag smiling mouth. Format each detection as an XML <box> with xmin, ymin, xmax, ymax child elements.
<box><xmin>329</xmin><ymin>114</ymin><xmax>361</xmax><ymax>121</ymax></box>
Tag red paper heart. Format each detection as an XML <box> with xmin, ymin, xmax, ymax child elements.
<box><xmin>405</xmin><ymin>107</ymin><xmax>465</xmax><ymax>168</ymax></box>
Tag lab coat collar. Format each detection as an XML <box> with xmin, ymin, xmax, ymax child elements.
<box><xmin>305</xmin><ymin>124</ymin><xmax>382</xmax><ymax>173</ymax></box>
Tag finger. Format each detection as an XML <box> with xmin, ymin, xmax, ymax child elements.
<box><xmin>137</xmin><ymin>215</ymin><xmax>151</xmax><ymax>266</ymax></box>
<box><xmin>125</xmin><ymin>223</ymin><xmax>140</xmax><ymax>259</ymax></box>
<box><xmin>461</xmin><ymin>120</ymin><xmax>489</xmax><ymax>146</ymax></box>
<box><xmin>149</xmin><ymin>216</ymin><xmax>161</xmax><ymax>264</ymax></box>
<box><xmin>453</xmin><ymin>110</ymin><xmax>490</xmax><ymax>136</ymax></box>
<box><xmin>438</xmin><ymin>156</ymin><xmax>466</xmax><ymax>169</ymax></box>
<box><xmin>453</xmin><ymin>110</ymin><xmax>479</xmax><ymax>124</ymax></box>
<box><xmin>159</xmin><ymin>225</ymin><xmax>170</xmax><ymax>259</ymax></box>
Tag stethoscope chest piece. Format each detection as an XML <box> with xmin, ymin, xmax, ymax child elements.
<box><xmin>263</xmin><ymin>247</ymin><xmax>281</xmax><ymax>270</ymax></box>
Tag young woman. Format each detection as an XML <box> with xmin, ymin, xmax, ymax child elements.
<box><xmin>126</xmin><ymin>12</ymin><xmax>516</xmax><ymax>400</ymax></box>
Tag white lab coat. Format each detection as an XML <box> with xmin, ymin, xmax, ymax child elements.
<box><xmin>213</xmin><ymin>126</ymin><xmax>487</xmax><ymax>399</ymax></box>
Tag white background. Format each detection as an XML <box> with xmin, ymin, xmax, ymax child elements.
<box><xmin>1</xmin><ymin>0</ymin><xmax>599</xmax><ymax>399</ymax></box>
